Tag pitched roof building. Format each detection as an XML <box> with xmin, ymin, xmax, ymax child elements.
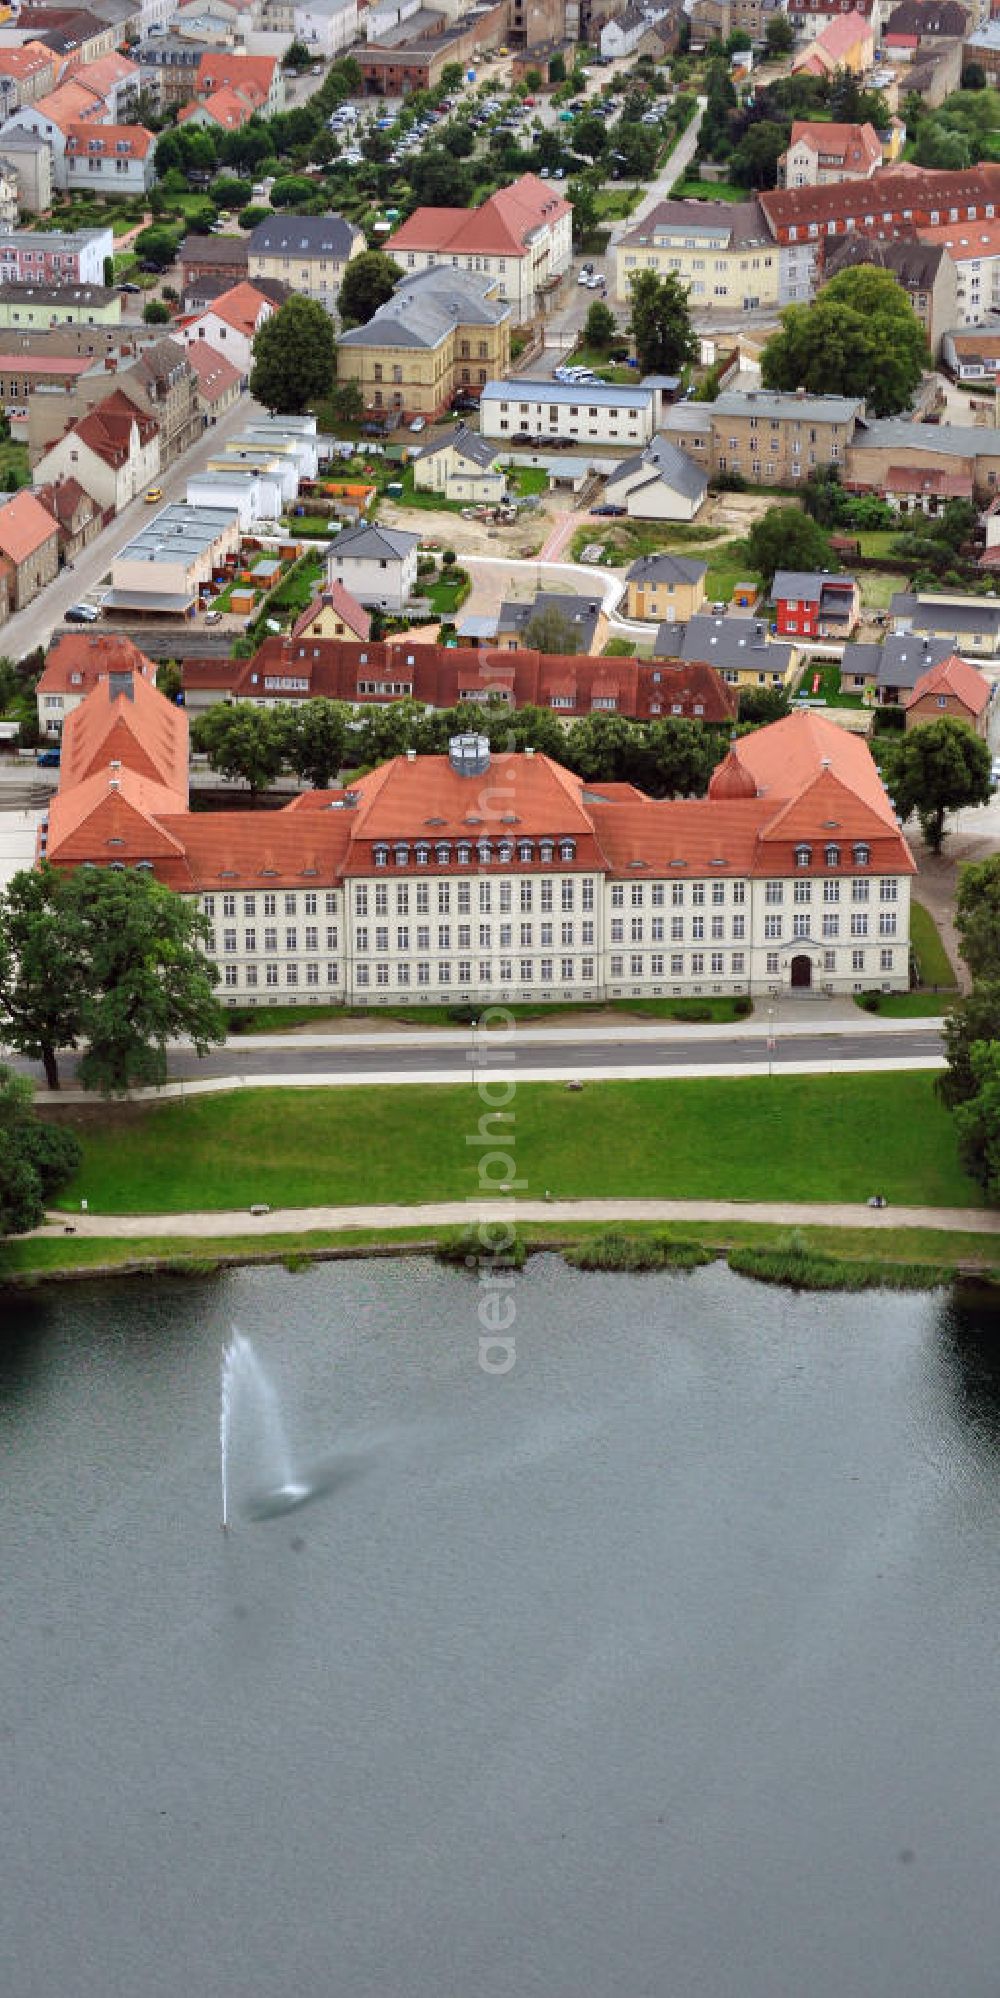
<box><xmin>385</xmin><ymin>173</ymin><xmax>573</xmax><ymax>323</ymax></box>
<box><xmin>779</xmin><ymin>120</ymin><xmax>882</xmax><ymax>188</ymax></box>
<box><xmin>905</xmin><ymin>649</ymin><xmax>995</xmax><ymax>733</ymax></box>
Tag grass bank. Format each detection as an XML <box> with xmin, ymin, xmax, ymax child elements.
<box><xmin>43</xmin><ymin>1071</ymin><xmax>977</xmax><ymax>1214</ymax></box>
<box><xmin>5</xmin><ymin>1218</ymin><xmax>998</xmax><ymax>1288</ymax></box>
<box><xmin>225</xmin><ymin>994</ymin><xmax>752</xmax><ymax>1032</ymax></box>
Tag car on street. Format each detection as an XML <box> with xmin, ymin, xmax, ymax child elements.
<box><xmin>65</xmin><ymin>603</ymin><xmax>100</xmax><ymax>623</ymax></box>
<box><xmin>37</xmin><ymin>748</ymin><xmax>61</xmax><ymax>766</ymax></box>
<box><xmin>144</xmin><ymin>487</ymin><xmax>163</xmax><ymax>503</ymax></box>
<box><xmin>409</xmin><ymin>416</ymin><xmax>426</xmax><ymax>432</ymax></box>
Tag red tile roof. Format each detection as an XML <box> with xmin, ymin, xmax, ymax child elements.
<box><xmin>59</xmin><ymin>663</ymin><xmax>188</xmax><ymax>796</ymax></box>
<box><xmin>386</xmin><ymin>172</ymin><xmax>570</xmax><ymax>262</ymax></box>
<box><xmin>30</xmin><ymin>79</ymin><xmax>103</xmax><ymax>131</ymax></box>
<box><xmin>291</xmin><ymin>584</ymin><xmax>371</xmax><ymax>644</ymax></box>
<box><xmin>0</xmin><ymin>488</ymin><xmax>58</xmax><ymax>566</ymax></box>
<box><xmin>184</xmin><ymin>339</ymin><xmax>242</xmax><ymax>404</ymax></box>
<box><xmin>179</xmin><ymin>85</ymin><xmax>261</xmax><ymax>131</ymax></box>
<box><xmin>907</xmin><ymin>652</ymin><xmax>991</xmax><ymax>715</ymax></box>
<box><xmin>34</xmin><ymin>475</ymin><xmax>99</xmax><ymax>533</ymax></box>
<box><xmin>67</xmin><ymin>386</ymin><xmax>158</xmax><ymax>467</ymax></box>
<box><xmin>787</xmin><ymin>120</ymin><xmax>881</xmax><ymax>172</ymax></box>
<box><xmin>65</xmin><ymin>122</ymin><xmax>154</xmax><ymax>160</ymax></box>
<box><xmin>195</xmin><ymin>52</ymin><xmax>276</xmax><ymax>98</ymax></box>
<box><xmin>37</xmin><ymin>631</ymin><xmax>153</xmax><ymax>697</ymax></box>
<box><xmin>203</xmin><ymin>281</ymin><xmax>273</xmax><ymax>337</ymax></box>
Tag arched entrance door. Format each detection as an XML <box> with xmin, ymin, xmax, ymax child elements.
<box><xmin>790</xmin><ymin>954</ymin><xmax>812</xmax><ymax>989</ymax></box>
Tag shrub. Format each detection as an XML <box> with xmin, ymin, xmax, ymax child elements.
<box><xmin>858</xmin><ymin>990</ymin><xmax>881</xmax><ymax>1012</ymax></box>
<box><xmin>733</xmin><ymin>995</ymin><xmax>752</xmax><ymax>1018</ymax></box>
<box><xmin>564</xmin><ymin>1230</ymin><xmax>713</xmax><ymax>1272</ymax></box>
<box><xmin>436</xmin><ymin>1224</ymin><xmax>526</xmax><ymax>1269</ymax></box>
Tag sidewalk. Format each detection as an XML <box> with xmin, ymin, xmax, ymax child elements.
<box><xmin>34</xmin><ymin>1196</ymin><xmax>999</xmax><ymax>1240</ymax></box>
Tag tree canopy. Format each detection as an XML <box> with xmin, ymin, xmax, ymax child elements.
<box><xmin>337</xmin><ymin>251</ymin><xmax>403</xmax><ymax>330</ymax></box>
<box><xmin>956</xmin><ymin>855</ymin><xmax>1000</xmax><ymax>982</ymax></box>
<box><xmin>952</xmin><ymin>1040</ymin><xmax>1000</xmax><ymax>1198</ymax></box>
<box><xmin>745</xmin><ymin>506</ymin><xmax>836</xmax><ymax>587</ymax></box>
<box><xmin>0</xmin><ymin>1065</ymin><xmax>80</xmax><ymax>1235</ymax></box>
<box><xmin>249</xmin><ymin>295</ymin><xmax>336</xmax><ymax>414</ymax></box>
<box><xmin>939</xmin><ymin>982</ymin><xmax>1000</xmax><ymax>1111</ymax></box>
<box><xmin>628</xmin><ymin>269</ymin><xmax>697</xmax><ymax>378</ymax></box>
<box><xmin>0</xmin><ymin>866</ymin><xmax>225</xmax><ymax>1094</ymax></box>
<box><xmin>761</xmin><ymin>266</ymin><xmax>928</xmax><ymax>417</ymax></box>
<box><xmin>881</xmin><ymin>718</ymin><xmax>991</xmax><ymax>853</ymax></box>
<box><xmin>191</xmin><ymin>704</ymin><xmax>288</xmax><ymax>802</ymax></box>
<box><xmin>521</xmin><ymin>607</ymin><xmax>582</xmax><ymax>655</ymax></box>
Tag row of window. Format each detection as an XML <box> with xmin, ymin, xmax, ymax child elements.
<box><xmin>355</xmin><ymin>879</ymin><xmax>594</xmax><ymax>915</ymax></box>
<box><xmin>765</xmin><ymin>914</ymin><xmax>897</xmax><ymax>940</ymax></box>
<box><xmin>771</xmin><ymin>876</ymin><xmax>897</xmax><ymax>900</ymax></box>
<box><xmin>217</xmin><ymin>949</ymin><xmax>897</xmax><ymax>992</ymax></box>
<box><xmin>218</xmin><ymin>929</ymin><xmax>335</xmax><ymax>954</ymax></box>
<box><xmin>357</xmin><ymin>924</ymin><xmax>593</xmax><ymax>952</ymax></box>
<box><xmin>204</xmin><ymin>891</ymin><xmax>334</xmax><ymax>919</ymax></box>
<box><xmin>202</xmin><ymin>880</ymin><xmax>899</xmax><ymax>923</ymax></box>
<box><xmin>372</xmin><ymin>837</ymin><xmax>577</xmax><ymax>868</ymax></box>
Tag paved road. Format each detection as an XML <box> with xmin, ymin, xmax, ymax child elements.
<box><xmin>6</xmin><ymin>391</ymin><xmax>263</xmax><ymax>661</ymax></box>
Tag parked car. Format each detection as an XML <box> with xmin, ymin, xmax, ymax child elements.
<box><xmin>37</xmin><ymin>748</ymin><xmax>61</xmax><ymax>767</ymax></box>
<box><xmin>409</xmin><ymin>416</ymin><xmax>426</xmax><ymax>432</ymax></box>
<box><xmin>119</xmin><ymin>281</ymin><xmax>141</xmax><ymax>295</ymax></box>
<box><xmin>204</xmin><ymin>609</ymin><xmax>223</xmax><ymax>625</ymax></box>
<box><xmin>65</xmin><ymin>603</ymin><xmax>99</xmax><ymax>623</ymax></box>
<box><xmin>591</xmin><ymin>504</ymin><xmax>625</xmax><ymax>517</ymax></box>
<box><xmin>144</xmin><ymin>487</ymin><xmax>163</xmax><ymax>504</ymax></box>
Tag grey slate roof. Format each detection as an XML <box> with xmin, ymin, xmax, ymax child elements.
<box><xmin>609</xmin><ymin>433</ymin><xmax>708</xmax><ymax>506</ymax></box>
<box><xmin>712</xmin><ymin>389</ymin><xmax>864</xmax><ymax>425</ymax></box>
<box><xmin>500</xmin><ymin>591</ymin><xmax>604</xmax><ymax>649</ymax></box>
<box><xmin>329</xmin><ymin>521</ymin><xmax>419</xmax><ymax>562</ymax></box>
<box><xmin>417</xmin><ymin>424</ymin><xmax>499</xmax><ymax>471</ymax></box>
<box><xmin>339</xmin><ymin>268</ymin><xmax>509</xmax><ymax>352</ymax></box>
<box><xmin>625</xmin><ymin>551</ymin><xmax>707</xmax><ymax>587</ymax></box>
<box><xmin>482</xmin><ymin>377</ymin><xmax>653</xmax><ymax>411</ymax></box>
<box><xmin>890</xmin><ymin>591</ymin><xmax>1000</xmax><ymax>638</ymax></box>
<box><xmin>842</xmin><ymin>632</ymin><xmax>953</xmax><ymax>691</ymax></box>
<box><xmin>249</xmin><ymin>213</ymin><xmax>361</xmax><ymax>261</ymax></box>
<box><xmin>659</xmin><ymin>614</ymin><xmax>794</xmax><ymax>673</ymax></box>
<box><xmin>859</xmin><ymin>417</ymin><xmax>1000</xmax><ymax>459</ymax></box>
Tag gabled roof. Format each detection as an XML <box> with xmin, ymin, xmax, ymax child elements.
<box><xmin>59</xmin><ymin>662</ymin><xmax>188</xmax><ymax>795</ymax></box>
<box><xmin>417</xmin><ymin>424</ymin><xmax>499</xmax><ymax>471</ymax></box>
<box><xmin>179</xmin><ymin>85</ymin><xmax>259</xmax><ymax>131</ymax></box>
<box><xmin>28</xmin><ymin>78</ymin><xmax>104</xmax><ymax>130</ymax></box>
<box><xmin>45</xmin><ymin>763</ymin><xmax>189</xmax><ymax>866</ymax></box>
<box><xmin>710</xmin><ymin>707</ymin><xmax>898</xmax><ymax>824</ymax></box>
<box><xmin>248</xmin><ymin>213</ymin><xmax>361</xmax><ymax>260</ymax></box>
<box><xmin>385</xmin><ymin>172</ymin><xmax>570</xmax><ymax>262</ymax></box>
<box><xmin>0</xmin><ymin>487</ymin><xmax>58</xmax><ymax>565</ymax></box>
<box><xmin>64</xmin><ymin>385</ymin><xmax>158</xmax><ymax>467</ymax></box>
<box><xmin>626</xmin><ymin>551</ymin><xmax>707</xmax><ymax>587</ymax></box>
<box><xmin>37</xmin><ymin>630</ymin><xmax>153</xmax><ymax>696</ymax></box>
<box><xmin>34</xmin><ymin>475</ymin><xmax>97</xmax><ymax>533</ymax></box>
<box><xmin>787</xmin><ymin>120</ymin><xmax>881</xmax><ymax>171</ymax></box>
<box><xmin>907</xmin><ymin>651</ymin><xmax>991</xmax><ymax>714</ymax></box>
<box><xmin>328</xmin><ymin>521</ymin><xmax>419</xmax><ymax>563</ymax></box>
<box><xmin>291</xmin><ymin>582</ymin><xmax>371</xmax><ymax>643</ymax></box>
<box><xmin>65</xmin><ymin>122</ymin><xmax>153</xmax><ymax>159</ymax></box>
<box><xmin>195</xmin><ymin>50</ymin><xmax>276</xmax><ymax>95</ymax></box>
<box><xmin>202</xmin><ymin>280</ymin><xmax>274</xmax><ymax>336</ymax></box>
<box><xmin>184</xmin><ymin>338</ymin><xmax>242</xmax><ymax>402</ymax></box>
<box><xmin>772</xmin><ymin>570</ymin><xmax>857</xmax><ymax>601</ymax></box>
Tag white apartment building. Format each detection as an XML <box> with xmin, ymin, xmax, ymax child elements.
<box><xmin>479</xmin><ymin>379</ymin><xmax>657</xmax><ymax>448</ymax></box>
<box><xmin>326</xmin><ymin>521</ymin><xmax>419</xmax><ymax>611</ymax></box>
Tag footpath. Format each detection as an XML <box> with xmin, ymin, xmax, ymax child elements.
<box><xmin>34</xmin><ymin>1197</ymin><xmax>1000</xmax><ymax>1241</ymax></box>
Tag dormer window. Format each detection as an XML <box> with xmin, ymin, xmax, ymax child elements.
<box><xmin>477</xmin><ymin>840</ymin><xmax>492</xmax><ymax>864</ymax></box>
<box><xmin>373</xmin><ymin>844</ymin><xmax>388</xmax><ymax>868</ymax></box>
<box><xmin>825</xmin><ymin>844</ymin><xmax>840</xmax><ymax>867</ymax></box>
<box><xmin>518</xmin><ymin>840</ymin><xmax>533</xmax><ymax>862</ymax></box>
<box><xmin>457</xmin><ymin>842</ymin><xmax>471</xmax><ymax>865</ymax></box>
<box><xmin>540</xmin><ymin>841</ymin><xmax>554</xmax><ymax>863</ymax></box>
<box><xmin>853</xmin><ymin>843</ymin><xmax>870</xmax><ymax>866</ymax></box>
<box><xmin>393</xmin><ymin>843</ymin><xmax>409</xmax><ymax>866</ymax></box>
<box><xmin>559</xmin><ymin>839</ymin><xmax>575</xmax><ymax>862</ymax></box>
<box><xmin>435</xmin><ymin>842</ymin><xmax>451</xmax><ymax>865</ymax></box>
<box><xmin>498</xmin><ymin>839</ymin><xmax>513</xmax><ymax>863</ymax></box>
<box><xmin>795</xmin><ymin>844</ymin><xmax>812</xmax><ymax>867</ymax></box>
<box><xmin>415</xmin><ymin>843</ymin><xmax>429</xmax><ymax>865</ymax></box>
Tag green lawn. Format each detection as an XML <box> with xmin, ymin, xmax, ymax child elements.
<box><xmin>856</xmin><ymin>530</ymin><xmax>904</xmax><ymax>560</ymax></box>
<box><xmin>911</xmin><ymin>898</ymin><xmax>957</xmax><ymax>988</ymax></box>
<box><xmin>705</xmin><ymin>541</ymin><xmax>757</xmax><ymax>604</ymax></box>
<box><xmin>669</xmin><ymin>177</ymin><xmax>746</xmax><ymax>202</ymax></box>
<box><xmin>860</xmin><ymin>569</ymin><xmax>905</xmax><ymax>611</ymax></box>
<box><xmin>593</xmin><ymin>187</ymin><xmax>640</xmax><ymax>219</ymax></box>
<box><xmin>855</xmin><ymin>992</ymin><xmax>953</xmax><ymax>1017</ymax></box>
<box><xmin>506</xmin><ymin>465</ymin><xmax>548</xmax><ymax>497</ymax></box>
<box><xmin>0</xmin><ymin>438</ymin><xmax>29</xmax><ymax>490</ymax></box>
<box><xmin>47</xmin><ymin>1071</ymin><xmax>978</xmax><ymax>1215</ymax></box>
<box><xmin>425</xmin><ymin>571</ymin><xmax>469</xmax><ymax>615</ymax></box>
<box><xmin>228</xmin><ymin>995</ymin><xmax>750</xmax><ymax>1032</ymax></box>
<box><xmin>808</xmin><ymin>661</ymin><xmax>865</xmax><ymax>709</ymax></box>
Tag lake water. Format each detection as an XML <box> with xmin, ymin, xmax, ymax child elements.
<box><xmin>2</xmin><ymin>1255</ymin><xmax>999</xmax><ymax>1998</ymax></box>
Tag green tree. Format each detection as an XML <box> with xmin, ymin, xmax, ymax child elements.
<box><xmin>0</xmin><ymin>1065</ymin><xmax>80</xmax><ymax>1235</ymax></box>
<box><xmin>327</xmin><ymin>377</ymin><xmax>363</xmax><ymax>424</ymax></box>
<box><xmin>522</xmin><ymin>606</ymin><xmax>581</xmax><ymax>654</ymax></box>
<box><xmin>156</xmin><ymin>660</ymin><xmax>182</xmax><ymax>704</ymax></box>
<box><xmin>955</xmin><ymin>855</ymin><xmax>1000</xmax><ymax>981</ymax></box>
<box><xmin>939</xmin><ymin>982</ymin><xmax>1000</xmax><ymax>1110</ymax></box>
<box><xmin>628</xmin><ymin>268</ymin><xmax>697</xmax><ymax>376</ymax></box>
<box><xmin>143</xmin><ymin>299</ymin><xmax>170</xmax><ymax>325</ymax></box>
<box><xmin>881</xmin><ymin>718</ymin><xmax>991</xmax><ymax>853</ymax></box>
<box><xmin>765</xmin><ymin>11</ymin><xmax>795</xmax><ymax>53</ymax></box>
<box><xmin>745</xmin><ymin>506</ymin><xmax>835</xmax><ymax>587</ymax></box>
<box><xmin>250</xmin><ymin>294</ymin><xmax>336</xmax><ymax>413</ymax></box>
<box><xmin>133</xmin><ymin>224</ymin><xmax>181</xmax><ymax>270</ymax></box>
<box><xmin>583</xmin><ymin>300</ymin><xmax>616</xmax><ymax>348</ymax></box>
<box><xmin>953</xmin><ymin>1040</ymin><xmax>1000</xmax><ymax>1195</ymax></box>
<box><xmin>0</xmin><ymin>866</ymin><xmax>87</xmax><ymax>1089</ymax></box>
<box><xmin>440</xmin><ymin>61</ymin><xmax>464</xmax><ymax>91</ymax></box>
<box><xmin>649</xmin><ymin>717</ymin><xmax>721</xmax><ymax>797</ymax></box>
<box><xmin>761</xmin><ymin>265</ymin><xmax>928</xmax><ymax>417</ymax></box>
<box><xmin>567</xmin><ymin>177</ymin><xmax>598</xmax><ymax>246</ymax></box>
<box><xmin>738</xmin><ymin>685</ymin><xmax>791</xmax><ymax>726</ymax></box>
<box><xmin>730</xmin><ymin>121</ymin><xmax>786</xmax><ymax>189</ymax></box>
<box><xmin>282</xmin><ymin>38</ymin><xmax>311</xmax><ymax>69</ymax></box>
<box><xmin>337</xmin><ymin>250</ymin><xmax>402</xmax><ymax>329</ymax></box>
<box><xmin>286</xmin><ymin>698</ymin><xmax>349</xmax><ymax>789</ymax></box>
<box><xmin>71</xmin><ymin>869</ymin><xmax>225</xmax><ymax>1097</ymax></box>
<box><xmin>192</xmin><ymin>704</ymin><xmax>288</xmax><ymax>802</ymax></box>
<box><xmin>549</xmin><ymin>52</ymin><xmax>567</xmax><ymax>83</ymax></box>
<box><xmin>573</xmin><ymin>113</ymin><xmax>608</xmax><ymax>160</ymax></box>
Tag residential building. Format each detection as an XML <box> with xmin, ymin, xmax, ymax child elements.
<box><xmin>185</xmin><ymin>336</ymin><xmax>242</xmax><ymax>421</ymax></box>
<box><xmin>65</xmin><ymin>49</ymin><xmax>140</xmax><ymax>121</ymax></box>
<box><xmin>15</xmin><ymin>7</ymin><xmax>120</xmax><ymax>60</ymax></box>
<box><xmin>136</xmin><ymin>34</ymin><xmax>204</xmax><ymax>112</ymax></box>
<box><xmin>661</xmin><ymin>614</ymin><xmax>799</xmax><ymax>689</ymax></box>
<box><xmin>0</xmin><ymin>222</ymin><xmax>111</xmax><ymax>285</ymax></box>
<box><xmin>289</xmin><ymin>0</ymin><xmax>360</xmax><ymax>56</ymax></box>
<box><xmin>0</xmin><ymin>484</ymin><xmax>58</xmax><ymax>610</ymax></box>
<box><xmin>840</xmin><ymin>630</ymin><xmax>953</xmax><ymax>701</ymax></box>
<box><xmin>758</xmin><ymin>162</ymin><xmax>1000</xmax><ymax>262</ymax></box>
<box><xmin>903</xmin><ymin>34</ymin><xmax>965</xmax><ymax>100</ymax></box>
<box><xmin>325</xmin><ymin>521</ymin><xmax>419</xmax><ymax>611</ymax></box>
<box><xmin>108</xmin><ymin>501</ymin><xmax>240</xmax><ymax>616</ymax></box>
<box><xmin>600</xmin><ymin>0</ymin><xmax>675</xmax><ymax>56</ymax></box>
<box><xmin>64</xmin><ymin>122</ymin><xmax>155</xmax><ymax>196</ymax></box>
<box><xmin>962</xmin><ymin>21</ymin><xmax>1000</xmax><ymax>77</ymax></box>
<box><xmin>41</xmin><ymin>693</ymin><xmax>915</xmax><ymax>1003</ymax></box>
<box><xmin>25</xmin><ymin>336</ymin><xmax>201</xmax><ymax>468</ymax></box>
<box><xmin>178</xmin><ymin>84</ymin><xmax>265</xmax><ymax>134</ymax></box>
<box><xmin>385</xmin><ymin>174</ymin><xmax>572</xmax><ymax>326</ymax></box>
<box><xmin>890</xmin><ymin>586</ymin><xmax>1000</xmax><ymax>652</ymax></box>
<box><xmin>0</xmin><ymin>128</ymin><xmax>53</xmax><ymax>212</ymax></box>
<box><xmin>178</xmin><ymin>281</ymin><xmax>276</xmax><ymax>378</ymax></box>
<box><xmin>624</xmin><ymin>554</ymin><xmax>708</xmax><ymax>626</ymax></box>
<box><xmin>6</xmin><ymin>80</ymin><xmax>107</xmax><ymax>191</ymax></box>
<box><xmin>496</xmin><ymin>591</ymin><xmax>609</xmax><ymax>656</ymax></box>
<box><xmin>247</xmin><ymin>213</ymin><xmax>364</xmax><ymax>316</ymax></box>
<box><xmin>34</xmin><ymin>472</ymin><xmax>102</xmax><ymax>563</ymax></box>
<box><xmin>771</xmin><ymin>571</ymin><xmax>861</xmax><ymax>638</ymax></box>
<box><xmin>33</xmin><ymin>386</ymin><xmax>160</xmax><ymax>512</ymax></box>
<box><xmin>793</xmin><ymin>7</ymin><xmax>875</xmax><ymax>70</ymax></box>
<box><xmin>0</xmin><ymin>43</ymin><xmax>57</xmax><ymax>121</ymax></box>
<box><xmin>185</xmin><ymin>465</ymin><xmax>282</xmax><ymax>527</ymax></box>
<box><xmin>846</xmin><ymin>414</ymin><xmax>1000</xmax><ymax>503</ymax></box>
<box><xmin>779</xmin><ymin>121</ymin><xmax>882</xmax><ymax>189</ymax></box>
<box><xmin>0</xmin><ymin>152</ymin><xmax>25</xmax><ymax>230</ymax></box>
<box><xmin>338</xmin><ymin>270</ymin><xmax>512</xmax><ymax>426</ymax></box>
<box><xmin>194</xmin><ymin>50</ymin><xmax>283</xmax><ymax>115</ymax></box>
<box><xmin>603</xmin><ymin>434</ymin><xmax>708</xmax><ymax>521</ymax></box>
<box><xmin>35</xmin><ymin>627</ymin><xmax>155</xmax><ymax>735</ymax></box>
<box><xmin>942</xmin><ymin>324</ymin><xmax>1000</xmax><ymax>379</ymax></box>
<box><xmin>413</xmin><ymin>426</ymin><xmax>506</xmax><ymax>506</ymax></box>
<box><xmin>0</xmin><ymin>279</ymin><xmax>120</xmax><ymax>326</ymax></box>
<box><xmin>290</xmin><ymin>582</ymin><xmax>371</xmax><ymax>645</ymax></box>
<box><xmin>905</xmin><ymin>649</ymin><xmax>996</xmax><ymax>733</ymax></box>
<box><xmin>884</xmin><ymin>0</ymin><xmax>971</xmax><ymax>38</ymax></box>
<box><xmin>481</xmin><ymin>377</ymin><xmax>658</xmax><ymax>448</ymax></box>
<box><xmin>615</xmin><ymin>197</ymin><xmax>778</xmax><ymax>310</ymax></box>
<box><xmin>914</xmin><ymin>214</ymin><xmax>1000</xmax><ymax>324</ymax></box>
<box><xmin>179</xmin><ymin>235</ymin><xmax>249</xmax><ymax>291</ymax></box>
<box><xmin>663</xmin><ymin>388</ymin><xmax>865</xmax><ymax>485</ymax></box>
<box><xmin>821</xmin><ymin>234</ymin><xmax>957</xmax><ymax>356</ymax></box>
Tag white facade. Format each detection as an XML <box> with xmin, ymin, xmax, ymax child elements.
<box><xmin>65</xmin><ymin>143</ymin><xmax>155</xmax><ymax>198</ymax></box>
<box><xmin>293</xmin><ymin>0</ymin><xmax>359</xmax><ymax>54</ymax></box>
<box><xmin>186</xmin><ymin>466</ymin><xmax>284</xmax><ymax>525</ymax></box>
<box><xmin>601</xmin><ymin>2</ymin><xmax>672</xmax><ymax>58</ymax></box>
<box><xmin>327</xmin><ymin>532</ymin><xmax>419</xmax><ymax>611</ymax></box>
<box><xmin>198</xmin><ymin>858</ymin><xmax>912</xmax><ymax>1010</ymax></box>
<box><xmin>180</xmin><ymin>312</ymin><xmax>260</xmax><ymax>377</ymax></box>
<box><xmin>34</xmin><ymin>419</ymin><xmax>160</xmax><ymax>512</ymax></box>
<box><xmin>480</xmin><ymin>379</ymin><xmax>656</xmax><ymax>448</ymax></box>
<box><xmin>393</xmin><ymin>209</ymin><xmax>572</xmax><ymax>326</ymax></box>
